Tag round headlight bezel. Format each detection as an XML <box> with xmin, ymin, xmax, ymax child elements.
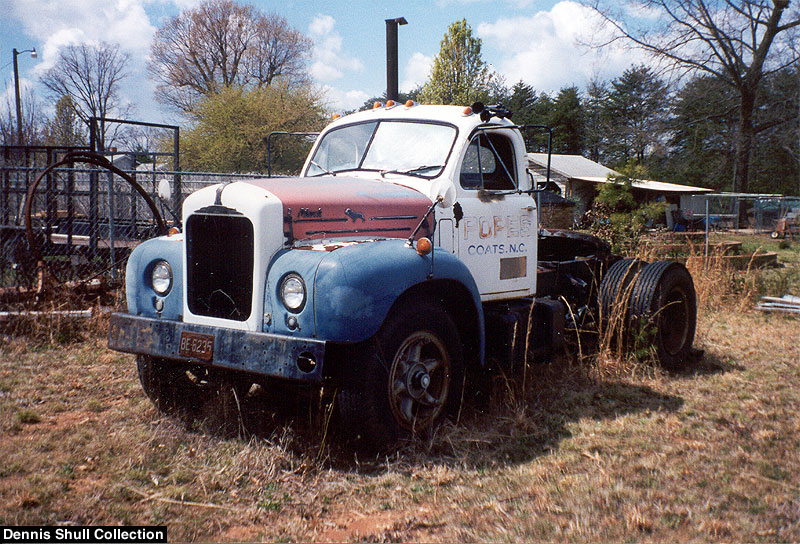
<box><xmin>279</xmin><ymin>273</ymin><xmax>306</xmax><ymax>312</ymax></box>
<box><xmin>151</xmin><ymin>260</ymin><xmax>173</xmax><ymax>296</ymax></box>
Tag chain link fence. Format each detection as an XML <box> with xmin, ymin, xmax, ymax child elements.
<box><xmin>685</xmin><ymin>193</ymin><xmax>800</xmax><ymax>234</ymax></box>
<box><xmin>0</xmin><ymin>146</ymin><xmax>264</xmax><ymax>289</ymax></box>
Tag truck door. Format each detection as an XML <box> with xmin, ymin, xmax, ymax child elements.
<box><xmin>455</xmin><ymin>130</ymin><xmax>537</xmax><ymax>300</ymax></box>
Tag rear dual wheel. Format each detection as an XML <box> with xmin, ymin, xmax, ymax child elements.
<box><xmin>629</xmin><ymin>261</ymin><xmax>696</xmax><ymax>369</ymax></box>
<box><xmin>599</xmin><ymin>260</ymin><xmax>696</xmax><ymax>368</ymax></box>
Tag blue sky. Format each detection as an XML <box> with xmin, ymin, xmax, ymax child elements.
<box><xmin>0</xmin><ymin>0</ymin><xmax>646</xmax><ymax>125</ymax></box>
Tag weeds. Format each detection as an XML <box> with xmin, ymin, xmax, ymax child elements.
<box><xmin>0</xmin><ymin>233</ymin><xmax>798</xmax><ymax>541</ymax></box>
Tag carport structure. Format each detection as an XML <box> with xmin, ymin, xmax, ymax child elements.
<box><xmin>527</xmin><ymin>153</ymin><xmax>713</xmax><ymax>226</ymax></box>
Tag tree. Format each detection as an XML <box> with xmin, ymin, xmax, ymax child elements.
<box><xmin>549</xmin><ymin>86</ymin><xmax>585</xmax><ymax>154</ymax></box>
<box><xmin>589</xmin><ymin>0</ymin><xmax>800</xmax><ymax>193</ymax></box>
<box><xmin>45</xmin><ymin>96</ymin><xmax>86</xmax><ymax>147</ymax></box>
<box><xmin>0</xmin><ymin>89</ymin><xmax>46</xmax><ymax>147</ymax></box>
<box><xmin>666</xmin><ymin>75</ymin><xmax>738</xmax><ymax>190</ymax></box>
<box><xmin>181</xmin><ymin>82</ymin><xmax>326</xmax><ymax>173</ymax></box>
<box><xmin>506</xmin><ymin>81</ymin><xmax>538</xmax><ymax>124</ymax></box>
<box><xmin>40</xmin><ymin>42</ymin><xmax>129</xmax><ymax>148</ymax></box>
<box><xmin>418</xmin><ymin>19</ymin><xmax>495</xmax><ymax>105</ymax></box>
<box><xmin>584</xmin><ymin>78</ymin><xmax>609</xmax><ymax>163</ymax></box>
<box><xmin>149</xmin><ymin>0</ymin><xmax>311</xmax><ymax>114</ymax></box>
<box><xmin>602</xmin><ymin>65</ymin><xmax>669</xmax><ymax>166</ymax></box>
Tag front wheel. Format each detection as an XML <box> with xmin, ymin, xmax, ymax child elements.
<box><xmin>136</xmin><ymin>355</ymin><xmax>209</xmax><ymax>418</ymax></box>
<box><xmin>336</xmin><ymin>302</ymin><xmax>464</xmax><ymax>449</ymax></box>
<box><xmin>137</xmin><ymin>356</ymin><xmax>251</xmax><ymax>433</ymax></box>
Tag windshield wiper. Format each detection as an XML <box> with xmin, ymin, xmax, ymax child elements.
<box><xmin>309</xmin><ymin>160</ymin><xmax>336</xmax><ymax>176</ymax></box>
<box><xmin>380</xmin><ymin>164</ymin><xmax>444</xmax><ymax>179</ymax></box>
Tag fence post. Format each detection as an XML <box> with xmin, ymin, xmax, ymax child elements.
<box><xmin>2</xmin><ymin>146</ymin><xmax>8</xmax><ymax>225</ymax></box>
<box><xmin>107</xmin><ymin>160</ymin><xmax>116</xmax><ymax>279</ymax></box>
<box><xmin>704</xmin><ymin>198</ymin><xmax>709</xmax><ymax>261</ymax></box>
<box><xmin>172</xmin><ymin>129</ymin><xmax>181</xmax><ymax>226</ymax></box>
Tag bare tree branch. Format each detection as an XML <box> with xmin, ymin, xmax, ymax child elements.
<box><xmin>148</xmin><ymin>0</ymin><xmax>311</xmax><ymax>114</ymax></box>
<box><xmin>40</xmin><ymin>42</ymin><xmax>129</xmax><ymax>148</ymax></box>
<box><xmin>587</xmin><ymin>0</ymin><xmax>800</xmax><ymax>192</ymax></box>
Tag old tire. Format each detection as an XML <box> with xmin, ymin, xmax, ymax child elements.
<box><xmin>629</xmin><ymin>261</ymin><xmax>697</xmax><ymax>369</ymax></box>
<box><xmin>599</xmin><ymin>258</ymin><xmax>644</xmax><ymax>324</ymax></box>
<box><xmin>336</xmin><ymin>302</ymin><xmax>464</xmax><ymax>449</ymax></box>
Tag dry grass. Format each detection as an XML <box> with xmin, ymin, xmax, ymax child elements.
<box><xmin>1</xmin><ymin>234</ymin><xmax>798</xmax><ymax>542</ymax></box>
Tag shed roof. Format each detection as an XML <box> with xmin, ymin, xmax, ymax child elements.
<box><xmin>527</xmin><ymin>153</ymin><xmax>713</xmax><ymax>194</ymax></box>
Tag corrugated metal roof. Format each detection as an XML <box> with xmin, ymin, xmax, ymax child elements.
<box><xmin>527</xmin><ymin>153</ymin><xmax>713</xmax><ymax>194</ymax></box>
<box><xmin>528</xmin><ymin>153</ymin><xmax>618</xmax><ymax>179</ymax></box>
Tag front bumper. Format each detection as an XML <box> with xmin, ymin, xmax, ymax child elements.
<box><xmin>108</xmin><ymin>313</ymin><xmax>325</xmax><ymax>383</ymax></box>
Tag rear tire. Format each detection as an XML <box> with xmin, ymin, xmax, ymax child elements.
<box><xmin>629</xmin><ymin>261</ymin><xmax>697</xmax><ymax>369</ymax></box>
<box><xmin>336</xmin><ymin>302</ymin><xmax>464</xmax><ymax>449</ymax></box>
<box><xmin>599</xmin><ymin>258</ymin><xmax>644</xmax><ymax>338</ymax></box>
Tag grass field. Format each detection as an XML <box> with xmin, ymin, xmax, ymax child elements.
<box><xmin>1</xmin><ymin>234</ymin><xmax>799</xmax><ymax>542</ymax></box>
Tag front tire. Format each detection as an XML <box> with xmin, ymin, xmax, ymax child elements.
<box><xmin>336</xmin><ymin>302</ymin><xmax>464</xmax><ymax>449</ymax></box>
<box><xmin>136</xmin><ymin>355</ymin><xmax>209</xmax><ymax>418</ymax></box>
<box><xmin>137</xmin><ymin>356</ymin><xmax>251</xmax><ymax>433</ymax></box>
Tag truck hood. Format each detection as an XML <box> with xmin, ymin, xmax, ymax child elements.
<box><xmin>243</xmin><ymin>176</ymin><xmax>433</xmax><ymax>243</ymax></box>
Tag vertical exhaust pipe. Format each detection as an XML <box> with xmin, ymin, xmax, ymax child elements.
<box><xmin>385</xmin><ymin>17</ymin><xmax>407</xmax><ymax>102</ymax></box>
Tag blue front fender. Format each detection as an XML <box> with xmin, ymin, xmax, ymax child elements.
<box><xmin>312</xmin><ymin>239</ymin><xmax>484</xmax><ymax>360</ymax></box>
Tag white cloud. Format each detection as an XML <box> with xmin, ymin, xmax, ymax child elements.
<box><xmin>401</xmin><ymin>52</ymin><xmax>433</xmax><ymax>92</ymax></box>
<box><xmin>308</xmin><ymin>14</ymin><xmax>364</xmax><ymax>82</ymax></box>
<box><xmin>9</xmin><ymin>0</ymin><xmax>156</xmax><ymax>62</ymax></box>
<box><xmin>478</xmin><ymin>0</ymin><xmax>648</xmax><ymax>92</ymax></box>
<box><xmin>320</xmin><ymin>85</ymin><xmax>370</xmax><ymax>113</ymax></box>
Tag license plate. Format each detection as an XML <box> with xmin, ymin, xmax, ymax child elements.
<box><xmin>179</xmin><ymin>331</ymin><xmax>214</xmax><ymax>361</ymax></box>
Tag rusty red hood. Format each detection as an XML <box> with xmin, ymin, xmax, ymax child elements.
<box><xmin>243</xmin><ymin>177</ymin><xmax>433</xmax><ymax>243</ymax></box>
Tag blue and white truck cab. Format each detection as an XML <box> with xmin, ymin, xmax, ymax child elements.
<box><xmin>109</xmin><ymin>102</ymin><xmax>697</xmax><ymax>447</ymax></box>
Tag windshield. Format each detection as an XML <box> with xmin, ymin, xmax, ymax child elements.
<box><xmin>306</xmin><ymin>120</ymin><xmax>457</xmax><ymax>177</ymax></box>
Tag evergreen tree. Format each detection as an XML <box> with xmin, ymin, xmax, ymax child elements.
<box><xmin>549</xmin><ymin>86</ymin><xmax>585</xmax><ymax>155</ymax></box>
<box><xmin>603</xmin><ymin>65</ymin><xmax>669</xmax><ymax>167</ymax></box>
<box><xmin>584</xmin><ymin>79</ymin><xmax>609</xmax><ymax>164</ymax></box>
<box><xmin>506</xmin><ymin>81</ymin><xmax>538</xmax><ymax>125</ymax></box>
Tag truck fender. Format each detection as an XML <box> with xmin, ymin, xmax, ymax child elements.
<box><xmin>125</xmin><ymin>235</ymin><xmax>184</xmax><ymax>319</ymax></box>
<box><xmin>312</xmin><ymin>239</ymin><xmax>485</xmax><ymax>364</ymax></box>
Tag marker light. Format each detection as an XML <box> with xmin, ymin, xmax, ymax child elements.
<box><xmin>416</xmin><ymin>237</ymin><xmax>432</xmax><ymax>256</ymax></box>
<box><xmin>168</xmin><ymin>227</ymin><xmax>181</xmax><ymax>236</ymax></box>
<box><xmin>373</xmin><ymin>101</ymin><xmax>383</xmax><ymax>109</ymax></box>
<box><xmin>463</xmin><ymin>106</ymin><xmax>473</xmax><ymax>116</ymax></box>
<box><xmin>405</xmin><ymin>100</ymin><xmax>415</xmax><ymax>108</ymax></box>
<box><xmin>386</xmin><ymin>99</ymin><xmax>395</xmax><ymax>107</ymax></box>
<box><xmin>332</xmin><ymin>113</ymin><xmax>341</xmax><ymax>120</ymax></box>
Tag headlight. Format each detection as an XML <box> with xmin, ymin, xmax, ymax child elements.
<box><xmin>280</xmin><ymin>273</ymin><xmax>306</xmax><ymax>312</ymax></box>
<box><xmin>151</xmin><ymin>260</ymin><xmax>173</xmax><ymax>296</ymax></box>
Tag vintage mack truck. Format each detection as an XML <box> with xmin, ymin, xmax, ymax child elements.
<box><xmin>108</xmin><ymin>101</ymin><xmax>696</xmax><ymax>447</ymax></box>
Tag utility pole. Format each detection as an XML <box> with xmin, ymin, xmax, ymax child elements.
<box><xmin>12</xmin><ymin>47</ymin><xmax>37</xmax><ymax>145</ymax></box>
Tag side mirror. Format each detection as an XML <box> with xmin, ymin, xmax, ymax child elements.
<box><xmin>430</xmin><ymin>179</ymin><xmax>456</xmax><ymax>208</ymax></box>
